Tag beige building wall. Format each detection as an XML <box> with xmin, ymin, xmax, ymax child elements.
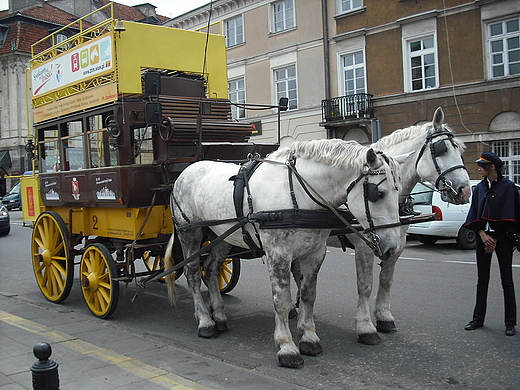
<box><xmin>167</xmin><ymin>0</ymin><xmax>332</xmax><ymax>144</ymax></box>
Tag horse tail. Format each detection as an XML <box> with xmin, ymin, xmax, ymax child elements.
<box><xmin>164</xmin><ymin>231</ymin><xmax>177</xmax><ymax>305</ymax></box>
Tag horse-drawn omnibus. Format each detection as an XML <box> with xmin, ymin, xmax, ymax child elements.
<box><xmin>22</xmin><ymin>4</ymin><xmax>278</xmax><ymax>319</ymax></box>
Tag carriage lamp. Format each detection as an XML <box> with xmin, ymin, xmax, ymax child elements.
<box><xmin>25</xmin><ymin>139</ymin><xmax>35</xmax><ymax>159</ymax></box>
<box><xmin>105</xmin><ymin>116</ymin><xmax>120</xmax><ymax>149</ymax></box>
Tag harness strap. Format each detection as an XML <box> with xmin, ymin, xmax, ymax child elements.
<box><xmin>287</xmin><ymin>152</ymin><xmax>300</xmax><ymax>210</ymax></box>
<box><xmin>287</xmin><ymin>152</ymin><xmax>329</xmax><ymax>210</ymax></box>
<box><xmin>232</xmin><ymin>160</ymin><xmax>264</xmax><ymax>257</ymax></box>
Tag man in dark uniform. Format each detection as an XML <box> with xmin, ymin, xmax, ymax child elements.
<box><xmin>464</xmin><ymin>151</ymin><xmax>519</xmax><ymax>336</ymax></box>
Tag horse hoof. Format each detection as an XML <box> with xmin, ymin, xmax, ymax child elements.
<box><xmin>376</xmin><ymin>320</ymin><xmax>397</xmax><ymax>333</ymax></box>
<box><xmin>216</xmin><ymin>321</ymin><xmax>228</xmax><ymax>333</ymax></box>
<box><xmin>357</xmin><ymin>332</ymin><xmax>381</xmax><ymax>345</ymax></box>
<box><xmin>299</xmin><ymin>341</ymin><xmax>323</xmax><ymax>356</ymax></box>
<box><xmin>289</xmin><ymin>307</ymin><xmax>298</xmax><ymax>319</ymax></box>
<box><xmin>198</xmin><ymin>326</ymin><xmax>218</xmax><ymax>339</ymax></box>
<box><xmin>278</xmin><ymin>353</ymin><xmax>304</xmax><ymax>368</ymax></box>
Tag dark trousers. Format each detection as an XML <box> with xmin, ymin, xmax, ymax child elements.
<box><xmin>473</xmin><ymin>233</ymin><xmax>517</xmax><ymax>326</ymax></box>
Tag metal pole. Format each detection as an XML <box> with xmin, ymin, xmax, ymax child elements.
<box><xmin>31</xmin><ymin>343</ymin><xmax>60</xmax><ymax>390</ymax></box>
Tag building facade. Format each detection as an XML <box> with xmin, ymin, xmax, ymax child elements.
<box><xmin>168</xmin><ymin>0</ymin><xmax>520</xmax><ymax>182</ymax></box>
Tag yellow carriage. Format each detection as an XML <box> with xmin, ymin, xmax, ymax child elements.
<box><xmin>23</xmin><ymin>4</ymin><xmax>277</xmax><ymax>318</ymax></box>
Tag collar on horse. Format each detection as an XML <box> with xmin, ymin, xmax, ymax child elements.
<box><xmin>231</xmin><ymin>159</ymin><xmax>264</xmax><ymax>257</ymax></box>
<box><xmin>415</xmin><ymin>129</ymin><xmax>466</xmax><ymax>195</ymax></box>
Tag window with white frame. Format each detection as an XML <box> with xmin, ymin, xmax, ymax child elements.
<box><xmin>487</xmin><ymin>17</ymin><xmax>520</xmax><ymax>78</ymax></box>
<box><xmin>275</xmin><ymin>65</ymin><xmax>297</xmax><ymax>110</ymax></box>
<box><xmin>272</xmin><ymin>0</ymin><xmax>295</xmax><ymax>33</ymax></box>
<box><xmin>405</xmin><ymin>35</ymin><xmax>438</xmax><ymax>92</ymax></box>
<box><xmin>338</xmin><ymin>0</ymin><xmax>363</xmax><ymax>14</ymax></box>
<box><xmin>228</xmin><ymin>78</ymin><xmax>246</xmax><ymax>120</ymax></box>
<box><xmin>226</xmin><ymin>15</ymin><xmax>244</xmax><ymax>48</ymax></box>
<box><xmin>341</xmin><ymin>50</ymin><xmax>366</xmax><ymax>95</ymax></box>
<box><xmin>492</xmin><ymin>140</ymin><xmax>520</xmax><ymax>184</ymax></box>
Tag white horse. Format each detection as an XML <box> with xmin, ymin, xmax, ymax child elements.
<box><xmin>164</xmin><ymin>139</ymin><xmax>403</xmax><ymax>368</ymax></box>
<box><xmin>325</xmin><ymin>107</ymin><xmax>471</xmax><ymax>344</ymax></box>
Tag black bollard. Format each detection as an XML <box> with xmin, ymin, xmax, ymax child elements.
<box><xmin>31</xmin><ymin>342</ymin><xmax>60</xmax><ymax>390</ymax></box>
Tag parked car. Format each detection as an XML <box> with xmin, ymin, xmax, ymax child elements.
<box><xmin>407</xmin><ymin>180</ymin><xmax>481</xmax><ymax>250</ymax></box>
<box><xmin>2</xmin><ymin>182</ymin><xmax>21</xmax><ymax>210</ymax></box>
<box><xmin>0</xmin><ymin>205</ymin><xmax>10</xmax><ymax>235</ymax></box>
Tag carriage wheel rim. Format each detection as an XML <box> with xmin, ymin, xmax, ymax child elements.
<box><xmin>31</xmin><ymin>212</ymin><xmax>72</xmax><ymax>302</ymax></box>
<box><xmin>80</xmin><ymin>244</ymin><xmax>119</xmax><ymax>318</ymax></box>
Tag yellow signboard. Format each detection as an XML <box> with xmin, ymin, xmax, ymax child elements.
<box><xmin>33</xmin><ymin>83</ymin><xmax>118</xmax><ymax>123</ymax></box>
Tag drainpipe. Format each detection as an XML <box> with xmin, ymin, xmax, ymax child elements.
<box><xmin>321</xmin><ymin>0</ymin><xmax>332</xmax><ymax>138</ymax></box>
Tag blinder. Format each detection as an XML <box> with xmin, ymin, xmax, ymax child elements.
<box><xmin>364</xmin><ymin>179</ymin><xmax>386</xmax><ymax>203</ymax></box>
<box><xmin>432</xmin><ymin>138</ymin><xmax>447</xmax><ymax>157</ymax></box>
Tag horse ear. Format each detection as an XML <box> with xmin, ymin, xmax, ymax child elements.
<box><xmin>366</xmin><ymin>148</ymin><xmax>377</xmax><ymax>166</ymax></box>
<box><xmin>432</xmin><ymin>107</ymin><xmax>444</xmax><ymax>132</ymax></box>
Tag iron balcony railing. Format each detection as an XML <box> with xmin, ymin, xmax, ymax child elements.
<box><xmin>321</xmin><ymin>93</ymin><xmax>374</xmax><ymax>122</ymax></box>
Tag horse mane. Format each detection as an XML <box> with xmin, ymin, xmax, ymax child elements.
<box><xmin>270</xmin><ymin>139</ymin><xmax>369</xmax><ymax>171</ymax></box>
<box><xmin>371</xmin><ymin>122</ymin><xmax>465</xmax><ymax>150</ymax></box>
<box><xmin>269</xmin><ymin>139</ymin><xmax>399</xmax><ymax>189</ymax></box>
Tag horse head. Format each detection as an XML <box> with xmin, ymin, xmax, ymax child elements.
<box><xmin>416</xmin><ymin>107</ymin><xmax>471</xmax><ymax>204</ymax></box>
<box><xmin>345</xmin><ymin>146</ymin><xmax>402</xmax><ymax>261</ymax></box>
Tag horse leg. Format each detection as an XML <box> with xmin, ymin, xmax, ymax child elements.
<box><xmin>374</xmin><ymin>231</ymin><xmax>405</xmax><ymax>333</ymax></box>
<box><xmin>354</xmin><ymin>242</ymin><xmax>381</xmax><ymax>345</ymax></box>
<box><xmin>266</xmin><ymin>252</ymin><xmax>303</xmax><ymax>368</ymax></box>
<box><xmin>203</xmin><ymin>242</ymin><xmax>233</xmax><ymax>333</ymax></box>
<box><xmin>374</xmin><ymin>250</ymin><xmax>401</xmax><ymax>334</ymax></box>
<box><xmin>289</xmin><ymin>260</ymin><xmax>301</xmax><ymax>319</ymax></box>
<box><xmin>296</xmin><ymin>246</ymin><xmax>326</xmax><ymax>357</ymax></box>
<box><xmin>179</xmin><ymin>230</ymin><xmax>218</xmax><ymax>339</ymax></box>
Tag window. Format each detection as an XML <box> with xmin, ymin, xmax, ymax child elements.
<box><xmin>229</xmin><ymin>78</ymin><xmax>246</xmax><ymax>120</ymax></box>
<box><xmin>493</xmin><ymin>140</ymin><xmax>520</xmax><ymax>183</ymax></box>
<box><xmin>56</xmin><ymin>33</ymin><xmax>67</xmax><ymax>44</ymax></box>
<box><xmin>275</xmin><ymin>65</ymin><xmax>297</xmax><ymax>110</ymax></box>
<box><xmin>341</xmin><ymin>50</ymin><xmax>366</xmax><ymax>95</ymax></box>
<box><xmin>338</xmin><ymin>0</ymin><xmax>363</xmax><ymax>14</ymax></box>
<box><xmin>487</xmin><ymin>17</ymin><xmax>520</xmax><ymax>78</ymax></box>
<box><xmin>272</xmin><ymin>0</ymin><xmax>294</xmax><ymax>33</ymax></box>
<box><xmin>0</xmin><ymin>25</ymin><xmax>8</xmax><ymax>47</ymax></box>
<box><xmin>226</xmin><ymin>15</ymin><xmax>244</xmax><ymax>48</ymax></box>
<box><xmin>405</xmin><ymin>35</ymin><xmax>438</xmax><ymax>92</ymax></box>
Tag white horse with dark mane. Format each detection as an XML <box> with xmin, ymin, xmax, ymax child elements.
<box><xmin>164</xmin><ymin>139</ymin><xmax>403</xmax><ymax>368</ymax></box>
<box><xmin>315</xmin><ymin>107</ymin><xmax>471</xmax><ymax>345</ymax></box>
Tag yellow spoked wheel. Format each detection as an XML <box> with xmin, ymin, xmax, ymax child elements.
<box><xmin>142</xmin><ymin>251</ymin><xmax>182</xmax><ymax>281</ymax></box>
<box><xmin>201</xmin><ymin>241</ymin><xmax>241</xmax><ymax>294</ymax></box>
<box><xmin>31</xmin><ymin>211</ymin><xmax>73</xmax><ymax>303</ymax></box>
<box><xmin>80</xmin><ymin>243</ymin><xmax>119</xmax><ymax>319</ymax></box>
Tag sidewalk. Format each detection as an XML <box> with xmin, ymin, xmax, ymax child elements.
<box><xmin>0</xmin><ymin>292</ymin><xmax>308</xmax><ymax>390</ymax></box>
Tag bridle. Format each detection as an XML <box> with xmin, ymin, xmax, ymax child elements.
<box><xmin>415</xmin><ymin>128</ymin><xmax>467</xmax><ymax>196</ymax></box>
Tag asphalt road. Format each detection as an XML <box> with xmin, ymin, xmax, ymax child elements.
<box><xmin>2</xmin><ymin>210</ymin><xmax>520</xmax><ymax>390</ymax></box>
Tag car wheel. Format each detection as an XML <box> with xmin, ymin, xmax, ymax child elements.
<box><xmin>456</xmin><ymin>226</ymin><xmax>476</xmax><ymax>250</ymax></box>
<box><xmin>417</xmin><ymin>235</ymin><xmax>438</xmax><ymax>245</ymax></box>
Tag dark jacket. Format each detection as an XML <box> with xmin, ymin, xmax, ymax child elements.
<box><xmin>465</xmin><ymin>177</ymin><xmax>520</xmax><ymax>236</ymax></box>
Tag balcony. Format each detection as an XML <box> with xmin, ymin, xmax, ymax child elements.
<box><xmin>321</xmin><ymin>93</ymin><xmax>374</xmax><ymax>123</ymax></box>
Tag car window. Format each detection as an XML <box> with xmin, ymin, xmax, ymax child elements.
<box><xmin>411</xmin><ymin>183</ymin><xmax>433</xmax><ymax>205</ymax></box>
<box><xmin>9</xmin><ymin>183</ymin><xmax>20</xmax><ymax>194</ymax></box>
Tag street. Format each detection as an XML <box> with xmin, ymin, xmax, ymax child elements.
<box><xmin>1</xmin><ymin>210</ymin><xmax>520</xmax><ymax>390</ymax></box>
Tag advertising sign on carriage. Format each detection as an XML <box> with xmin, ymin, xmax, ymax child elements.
<box><xmin>30</xmin><ymin>33</ymin><xmax>114</xmax><ymax>98</ymax></box>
